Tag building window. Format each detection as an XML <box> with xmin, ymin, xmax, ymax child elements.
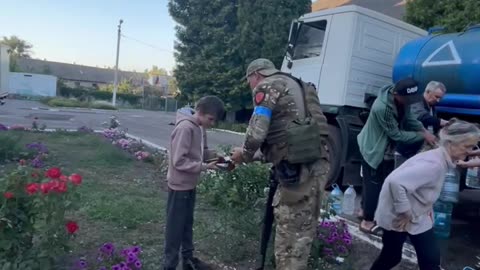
<box><xmin>92</xmin><ymin>83</ymin><xmax>98</xmax><ymax>89</ymax></box>
<box><xmin>293</xmin><ymin>20</ymin><xmax>327</xmax><ymax>60</ymax></box>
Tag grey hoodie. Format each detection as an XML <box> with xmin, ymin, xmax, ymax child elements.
<box><xmin>167</xmin><ymin>108</ymin><xmax>208</xmax><ymax>190</ymax></box>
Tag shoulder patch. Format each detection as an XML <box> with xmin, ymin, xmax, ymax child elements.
<box><xmin>254</xmin><ymin>91</ymin><xmax>266</xmax><ymax>105</ymax></box>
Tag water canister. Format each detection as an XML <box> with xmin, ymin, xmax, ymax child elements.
<box><xmin>393</xmin><ymin>24</ymin><xmax>480</xmax><ymax>116</ymax></box>
<box><xmin>466</xmin><ymin>158</ymin><xmax>480</xmax><ymax>189</ymax></box>
<box><xmin>433</xmin><ymin>200</ymin><xmax>453</xmax><ymax>239</ymax></box>
<box><xmin>329</xmin><ymin>184</ymin><xmax>344</xmax><ymax>215</ymax></box>
<box><xmin>440</xmin><ymin>167</ymin><xmax>460</xmax><ymax>203</ymax></box>
<box><xmin>341</xmin><ymin>185</ymin><xmax>356</xmax><ymax>216</ymax></box>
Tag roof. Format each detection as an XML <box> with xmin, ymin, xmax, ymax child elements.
<box><xmin>312</xmin><ymin>0</ymin><xmax>407</xmax><ymax>20</ymax></box>
<box><xmin>16</xmin><ymin>57</ymin><xmax>169</xmax><ymax>86</ymax></box>
<box><xmin>303</xmin><ymin>4</ymin><xmax>426</xmax><ymax>35</ymax></box>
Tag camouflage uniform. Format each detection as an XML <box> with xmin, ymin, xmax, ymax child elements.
<box><xmin>242</xmin><ymin>59</ymin><xmax>330</xmax><ymax>270</ymax></box>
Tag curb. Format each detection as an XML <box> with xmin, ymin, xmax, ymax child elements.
<box><xmin>211</xmin><ymin>128</ymin><xmax>245</xmax><ymax>136</ymax></box>
<box><xmin>42</xmin><ymin>128</ymin><xmax>168</xmax><ymax>152</ymax></box>
<box><xmin>124</xmin><ymin>133</ymin><xmax>168</xmax><ymax>152</ymax></box>
<box><xmin>326</xmin><ymin>215</ymin><xmax>418</xmax><ymax>264</ymax></box>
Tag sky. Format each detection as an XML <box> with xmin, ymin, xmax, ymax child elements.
<box><xmin>0</xmin><ymin>0</ymin><xmax>176</xmax><ymax>73</ymax></box>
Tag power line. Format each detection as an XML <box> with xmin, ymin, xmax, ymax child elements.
<box><xmin>121</xmin><ymin>34</ymin><xmax>173</xmax><ymax>53</ymax></box>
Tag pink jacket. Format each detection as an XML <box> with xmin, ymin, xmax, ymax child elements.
<box><xmin>167</xmin><ymin>109</ymin><xmax>208</xmax><ymax>191</ymax></box>
<box><xmin>375</xmin><ymin>147</ymin><xmax>455</xmax><ymax>235</ymax></box>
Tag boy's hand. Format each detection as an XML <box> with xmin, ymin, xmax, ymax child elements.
<box><xmin>206</xmin><ymin>160</ymin><xmax>219</xmax><ymax>170</ymax></box>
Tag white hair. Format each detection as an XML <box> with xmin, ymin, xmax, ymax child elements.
<box><xmin>425</xmin><ymin>81</ymin><xmax>446</xmax><ymax>93</ymax></box>
<box><xmin>439</xmin><ymin>118</ymin><xmax>480</xmax><ymax>147</ymax></box>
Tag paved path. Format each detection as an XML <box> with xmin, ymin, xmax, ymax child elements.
<box><xmin>0</xmin><ymin>99</ymin><xmax>244</xmax><ymax>150</ymax></box>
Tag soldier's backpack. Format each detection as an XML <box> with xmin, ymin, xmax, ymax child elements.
<box><xmin>283</xmin><ymin>74</ymin><xmax>329</xmax><ymax>164</ymax></box>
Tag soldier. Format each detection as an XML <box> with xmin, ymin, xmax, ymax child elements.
<box><xmin>231</xmin><ymin>58</ymin><xmax>330</xmax><ymax>270</ymax></box>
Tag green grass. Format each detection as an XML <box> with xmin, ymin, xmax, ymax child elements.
<box><xmin>1</xmin><ymin>131</ymin><xmax>263</xmax><ymax>269</ymax></box>
<box><xmin>215</xmin><ymin>121</ymin><xmax>248</xmax><ymax>133</ymax></box>
<box><xmin>42</xmin><ymin>97</ymin><xmax>117</xmax><ymax>110</ymax></box>
<box><xmin>0</xmin><ymin>131</ymin><xmax>402</xmax><ymax>270</ymax></box>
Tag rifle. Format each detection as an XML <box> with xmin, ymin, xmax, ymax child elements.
<box><xmin>256</xmin><ymin>168</ymin><xmax>278</xmax><ymax>270</ymax></box>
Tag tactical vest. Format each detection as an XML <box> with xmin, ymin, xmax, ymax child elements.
<box><xmin>263</xmin><ymin>73</ymin><xmax>328</xmax><ymax>165</ymax></box>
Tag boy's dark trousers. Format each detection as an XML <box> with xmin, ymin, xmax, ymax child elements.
<box><xmin>163</xmin><ymin>188</ymin><xmax>196</xmax><ymax>269</ymax></box>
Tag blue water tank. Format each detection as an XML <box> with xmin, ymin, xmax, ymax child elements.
<box><xmin>393</xmin><ymin>25</ymin><xmax>480</xmax><ymax>115</ymax></box>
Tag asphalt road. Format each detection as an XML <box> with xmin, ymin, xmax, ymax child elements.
<box><xmin>0</xmin><ymin>99</ymin><xmax>245</xmax><ymax>150</ymax></box>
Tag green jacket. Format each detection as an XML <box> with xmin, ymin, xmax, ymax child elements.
<box><xmin>357</xmin><ymin>85</ymin><xmax>424</xmax><ymax>169</ymax></box>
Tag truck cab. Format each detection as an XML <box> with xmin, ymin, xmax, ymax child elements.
<box><xmin>280</xmin><ymin>5</ymin><xmax>427</xmax><ymax>186</ymax></box>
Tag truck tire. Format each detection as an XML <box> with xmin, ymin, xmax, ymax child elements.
<box><xmin>323</xmin><ymin>124</ymin><xmax>342</xmax><ymax>188</ymax></box>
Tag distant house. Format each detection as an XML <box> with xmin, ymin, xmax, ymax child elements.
<box><xmin>312</xmin><ymin>0</ymin><xmax>407</xmax><ymax>20</ymax></box>
<box><xmin>15</xmin><ymin>58</ymin><xmax>170</xmax><ymax>93</ymax></box>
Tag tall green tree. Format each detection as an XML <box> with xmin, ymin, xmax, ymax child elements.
<box><xmin>405</xmin><ymin>0</ymin><xmax>480</xmax><ymax>32</ymax></box>
<box><xmin>169</xmin><ymin>0</ymin><xmax>311</xmax><ymax>110</ymax></box>
<box><xmin>1</xmin><ymin>35</ymin><xmax>33</xmax><ymax>72</ymax></box>
<box><xmin>1</xmin><ymin>35</ymin><xmax>33</xmax><ymax>58</ymax></box>
<box><xmin>237</xmin><ymin>0</ymin><xmax>311</xmax><ymax>68</ymax></box>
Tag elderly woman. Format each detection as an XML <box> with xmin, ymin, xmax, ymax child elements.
<box><xmin>370</xmin><ymin>118</ymin><xmax>480</xmax><ymax>270</ymax></box>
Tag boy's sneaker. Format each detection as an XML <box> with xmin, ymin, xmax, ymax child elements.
<box><xmin>183</xmin><ymin>257</ymin><xmax>211</xmax><ymax>270</ymax></box>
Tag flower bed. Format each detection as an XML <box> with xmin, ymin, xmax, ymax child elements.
<box><xmin>0</xmin><ymin>164</ymin><xmax>82</xmax><ymax>269</ymax></box>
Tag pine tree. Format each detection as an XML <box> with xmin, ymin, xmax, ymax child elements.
<box><xmin>169</xmin><ymin>0</ymin><xmax>311</xmax><ymax>111</ymax></box>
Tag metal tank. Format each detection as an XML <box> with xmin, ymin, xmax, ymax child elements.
<box><xmin>393</xmin><ymin>25</ymin><xmax>480</xmax><ymax>115</ymax></box>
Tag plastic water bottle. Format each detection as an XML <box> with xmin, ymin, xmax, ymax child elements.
<box><xmin>329</xmin><ymin>184</ymin><xmax>344</xmax><ymax>215</ymax></box>
<box><xmin>466</xmin><ymin>159</ymin><xmax>480</xmax><ymax>189</ymax></box>
<box><xmin>433</xmin><ymin>200</ymin><xmax>453</xmax><ymax>239</ymax></box>
<box><xmin>440</xmin><ymin>168</ymin><xmax>459</xmax><ymax>203</ymax></box>
<box><xmin>342</xmin><ymin>185</ymin><xmax>356</xmax><ymax>215</ymax></box>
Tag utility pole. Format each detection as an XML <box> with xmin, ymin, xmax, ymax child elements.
<box><xmin>112</xmin><ymin>19</ymin><xmax>123</xmax><ymax>106</ymax></box>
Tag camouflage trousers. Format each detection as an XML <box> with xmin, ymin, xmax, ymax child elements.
<box><xmin>272</xmin><ymin>158</ymin><xmax>328</xmax><ymax>270</ymax></box>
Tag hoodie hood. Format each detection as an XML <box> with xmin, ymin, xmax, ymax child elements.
<box><xmin>176</xmin><ymin>107</ymin><xmax>199</xmax><ymax>126</ymax></box>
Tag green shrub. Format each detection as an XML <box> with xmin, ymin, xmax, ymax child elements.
<box><xmin>0</xmin><ymin>133</ymin><xmax>32</xmax><ymax>162</ymax></box>
<box><xmin>58</xmin><ymin>86</ymin><xmax>141</xmax><ymax>105</ymax></box>
<box><xmin>46</xmin><ymin>98</ymin><xmax>116</xmax><ymax>110</ymax></box>
<box><xmin>198</xmin><ymin>161</ymin><xmax>270</xmax><ymax>210</ymax></box>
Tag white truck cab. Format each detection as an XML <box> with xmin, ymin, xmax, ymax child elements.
<box><xmin>281</xmin><ymin>5</ymin><xmax>426</xmax><ymax>186</ymax></box>
<box><xmin>0</xmin><ymin>44</ymin><xmax>10</xmax><ymax>104</ymax></box>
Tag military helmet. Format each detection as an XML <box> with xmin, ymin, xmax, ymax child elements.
<box><xmin>244</xmin><ymin>58</ymin><xmax>279</xmax><ymax>80</ymax></box>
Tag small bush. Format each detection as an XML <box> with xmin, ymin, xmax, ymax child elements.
<box><xmin>0</xmin><ymin>132</ymin><xmax>34</xmax><ymax>162</ymax></box>
<box><xmin>46</xmin><ymin>98</ymin><xmax>116</xmax><ymax>110</ymax></box>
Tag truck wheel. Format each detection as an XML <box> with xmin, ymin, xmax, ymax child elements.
<box><xmin>323</xmin><ymin>125</ymin><xmax>342</xmax><ymax>188</ymax></box>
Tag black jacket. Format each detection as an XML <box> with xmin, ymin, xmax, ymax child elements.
<box><xmin>396</xmin><ymin>98</ymin><xmax>441</xmax><ymax>158</ymax></box>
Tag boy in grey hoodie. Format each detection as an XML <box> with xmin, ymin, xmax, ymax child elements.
<box><xmin>163</xmin><ymin>96</ymin><xmax>225</xmax><ymax>270</ymax></box>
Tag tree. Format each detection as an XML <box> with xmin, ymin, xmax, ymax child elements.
<box><xmin>147</xmin><ymin>65</ymin><xmax>168</xmax><ymax>76</ymax></box>
<box><xmin>405</xmin><ymin>0</ymin><xmax>480</xmax><ymax>32</ymax></box>
<box><xmin>1</xmin><ymin>35</ymin><xmax>33</xmax><ymax>58</ymax></box>
<box><xmin>168</xmin><ymin>76</ymin><xmax>179</xmax><ymax>96</ymax></box>
<box><xmin>237</xmin><ymin>0</ymin><xmax>311</xmax><ymax>68</ymax></box>
<box><xmin>169</xmin><ymin>0</ymin><xmax>311</xmax><ymax>110</ymax></box>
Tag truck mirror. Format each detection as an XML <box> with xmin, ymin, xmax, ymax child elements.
<box><xmin>288</xmin><ymin>21</ymin><xmax>301</xmax><ymax>45</ymax></box>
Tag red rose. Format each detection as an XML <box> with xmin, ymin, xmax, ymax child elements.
<box><xmin>46</xmin><ymin>167</ymin><xmax>62</xmax><ymax>179</ymax></box>
<box><xmin>69</xmin><ymin>174</ymin><xmax>82</xmax><ymax>185</ymax></box>
<box><xmin>3</xmin><ymin>192</ymin><xmax>14</xmax><ymax>199</ymax></box>
<box><xmin>19</xmin><ymin>159</ymin><xmax>26</xmax><ymax>166</ymax></box>
<box><xmin>25</xmin><ymin>183</ymin><xmax>39</xmax><ymax>195</ymax></box>
<box><xmin>59</xmin><ymin>175</ymin><xmax>68</xmax><ymax>182</ymax></box>
<box><xmin>56</xmin><ymin>181</ymin><xmax>67</xmax><ymax>193</ymax></box>
<box><xmin>65</xmin><ymin>221</ymin><xmax>79</xmax><ymax>234</ymax></box>
<box><xmin>40</xmin><ymin>183</ymin><xmax>51</xmax><ymax>194</ymax></box>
